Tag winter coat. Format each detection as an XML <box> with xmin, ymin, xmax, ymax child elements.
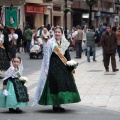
<box><xmin>116</xmin><ymin>30</ymin><xmax>120</xmax><ymax>45</ymax></box>
<box><xmin>101</xmin><ymin>31</ymin><xmax>117</xmax><ymax>54</ymax></box>
<box><xmin>86</xmin><ymin>29</ymin><xmax>95</xmax><ymax>47</ymax></box>
<box><xmin>15</xmin><ymin>28</ymin><xmax>23</xmax><ymax>42</ymax></box>
<box><xmin>24</xmin><ymin>28</ymin><xmax>32</xmax><ymax>41</ymax></box>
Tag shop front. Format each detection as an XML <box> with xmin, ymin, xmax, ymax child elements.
<box><xmin>25</xmin><ymin>4</ymin><xmax>44</xmax><ymax>29</ymax></box>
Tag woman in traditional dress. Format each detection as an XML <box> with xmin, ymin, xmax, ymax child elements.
<box><xmin>0</xmin><ymin>57</ymin><xmax>29</xmax><ymax>113</ymax></box>
<box><xmin>34</xmin><ymin>26</ymin><xmax>81</xmax><ymax>112</ymax></box>
<box><xmin>41</xmin><ymin>27</ymin><xmax>50</xmax><ymax>51</ymax></box>
<box><xmin>0</xmin><ymin>28</ymin><xmax>10</xmax><ymax>78</ymax></box>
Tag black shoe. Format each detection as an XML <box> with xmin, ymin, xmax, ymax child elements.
<box><xmin>106</xmin><ymin>69</ymin><xmax>109</xmax><ymax>72</ymax></box>
<box><xmin>58</xmin><ymin>106</ymin><xmax>66</xmax><ymax>112</ymax></box>
<box><xmin>93</xmin><ymin>60</ymin><xmax>97</xmax><ymax>62</ymax></box>
<box><xmin>9</xmin><ymin>108</ymin><xmax>16</xmax><ymax>113</ymax></box>
<box><xmin>113</xmin><ymin>69</ymin><xmax>119</xmax><ymax>72</ymax></box>
<box><xmin>88</xmin><ymin>60</ymin><xmax>90</xmax><ymax>62</ymax></box>
<box><xmin>105</xmin><ymin>67</ymin><xmax>109</xmax><ymax>72</ymax></box>
<box><xmin>53</xmin><ymin>106</ymin><xmax>59</xmax><ymax>112</ymax></box>
<box><xmin>15</xmin><ymin>108</ymin><xmax>23</xmax><ymax>113</ymax></box>
<box><xmin>74</xmin><ymin>57</ymin><xmax>81</xmax><ymax>59</ymax></box>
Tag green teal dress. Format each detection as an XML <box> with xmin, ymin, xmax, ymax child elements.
<box><xmin>0</xmin><ymin>78</ymin><xmax>29</xmax><ymax>108</ymax></box>
<box><xmin>39</xmin><ymin>52</ymin><xmax>81</xmax><ymax>105</ymax></box>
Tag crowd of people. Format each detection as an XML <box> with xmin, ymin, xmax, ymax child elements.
<box><xmin>0</xmin><ymin>22</ymin><xmax>120</xmax><ymax>113</ymax></box>
<box><xmin>72</xmin><ymin>23</ymin><xmax>120</xmax><ymax>72</ymax></box>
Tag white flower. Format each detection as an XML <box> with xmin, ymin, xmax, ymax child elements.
<box><xmin>19</xmin><ymin>76</ymin><xmax>28</xmax><ymax>83</ymax></box>
<box><xmin>66</xmin><ymin>60</ymin><xmax>77</xmax><ymax>66</ymax></box>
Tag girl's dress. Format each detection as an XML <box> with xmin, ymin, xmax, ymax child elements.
<box><xmin>34</xmin><ymin>34</ymin><xmax>81</xmax><ymax>105</ymax></box>
<box><xmin>0</xmin><ymin>66</ymin><xmax>29</xmax><ymax>108</ymax></box>
<box><xmin>0</xmin><ymin>34</ymin><xmax>10</xmax><ymax>72</ymax></box>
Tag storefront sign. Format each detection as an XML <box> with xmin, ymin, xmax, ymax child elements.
<box><xmin>25</xmin><ymin>5</ymin><xmax>44</xmax><ymax>14</ymax></box>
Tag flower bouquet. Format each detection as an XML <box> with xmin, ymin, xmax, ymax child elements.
<box><xmin>66</xmin><ymin>60</ymin><xmax>78</xmax><ymax>72</ymax></box>
<box><xmin>19</xmin><ymin>76</ymin><xmax>28</xmax><ymax>84</ymax></box>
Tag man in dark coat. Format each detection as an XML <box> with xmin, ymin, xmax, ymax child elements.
<box><xmin>101</xmin><ymin>25</ymin><xmax>119</xmax><ymax>72</ymax></box>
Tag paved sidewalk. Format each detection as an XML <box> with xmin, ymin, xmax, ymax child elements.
<box><xmin>1</xmin><ymin>48</ymin><xmax>120</xmax><ymax>113</ymax></box>
<box><xmin>73</xmin><ymin>49</ymin><xmax>120</xmax><ymax>112</ymax></box>
<box><xmin>24</xmin><ymin>48</ymin><xmax>120</xmax><ymax>112</ymax></box>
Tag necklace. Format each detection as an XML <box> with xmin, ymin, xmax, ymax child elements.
<box><xmin>57</xmin><ymin>40</ymin><xmax>62</xmax><ymax>48</ymax></box>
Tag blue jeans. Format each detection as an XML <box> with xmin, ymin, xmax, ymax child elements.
<box><xmin>87</xmin><ymin>46</ymin><xmax>96</xmax><ymax>61</ymax></box>
<box><xmin>27</xmin><ymin>41</ymin><xmax>31</xmax><ymax>53</ymax></box>
<box><xmin>117</xmin><ymin>45</ymin><xmax>120</xmax><ymax>58</ymax></box>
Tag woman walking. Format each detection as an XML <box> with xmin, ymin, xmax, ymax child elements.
<box><xmin>34</xmin><ymin>26</ymin><xmax>81</xmax><ymax>112</ymax></box>
<box><xmin>0</xmin><ymin>28</ymin><xmax>10</xmax><ymax>78</ymax></box>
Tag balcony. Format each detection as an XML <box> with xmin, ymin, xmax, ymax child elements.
<box><xmin>25</xmin><ymin>0</ymin><xmax>43</xmax><ymax>4</ymax></box>
<box><xmin>53</xmin><ymin>0</ymin><xmax>73</xmax><ymax>6</ymax></box>
<box><xmin>72</xmin><ymin>0</ymin><xmax>114</xmax><ymax>13</ymax></box>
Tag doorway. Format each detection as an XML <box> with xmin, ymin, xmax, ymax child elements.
<box><xmin>53</xmin><ymin>16</ymin><xmax>61</xmax><ymax>27</ymax></box>
<box><xmin>25</xmin><ymin>14</ymin><xmax>35</xmax><ymax>29</ymax></box>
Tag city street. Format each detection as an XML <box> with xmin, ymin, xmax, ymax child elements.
<box><xmin>0</xmin><ymin>46</ymin><xmax>120</xmax><ymax>120</ymax></box>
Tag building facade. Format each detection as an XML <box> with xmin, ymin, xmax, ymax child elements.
<box><xmin>0</xmin><ymin>0</ymin><xmax>118</xmax><ymax>30</ymax></box>
<box><xmin>0</xmin><ymin>0</ymin><xmax>73</xmax><ymax>30</ymax></box>
<box><xmin>71</xmin><ymin>0</ymin><xmax>116</xmax><ymax>27</ymax></box>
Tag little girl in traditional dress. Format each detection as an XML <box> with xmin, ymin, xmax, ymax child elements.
<box><xmin>0</xmin><ymin>57</ymin><xmax>29</xmax><ymax>113</ymax></box>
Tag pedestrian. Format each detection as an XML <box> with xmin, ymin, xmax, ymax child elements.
<box><xmin>24</xmin><ymin>25</ymin><xmax>33</xmax><ymax>53</ymax></box>
<box><xmin>15</xmin><ymin>26</ymin><xmax>23</xmax><ymax>53</ymax></box>
<box><xmin>99</xmin><ymin>23</ymin><xmax>107</xmax><ymax>40</ymax></box>
<box><xmin>37</xmin><ymin>25</ymin><xmax>44</xmax><ymax>38</ymax></box>
<box><xmin>0</xmin><ymin>24</ymin><xmax>11</xmax><ymax>60</ymax></box>
<box><xmin>74</xmin><ymin>25</ymin><xmax>83</xmax><ymax>58</ymax></box>
<box><xmin>41</xmin><ymin>27</ymin><xmax>50</xmax><ymax>51</ymax></box>
<box><xmin>8</xmin><ymin>28</ymin><xmax>18</xmax><ymax>58</ymax></box>
<box><xmin>34</xmin><ymin>26</ymin><xmax>81</xmax><ymax>111</ymax></box>
<box><xmin>116</xmin><ymin>27</ymin><xmax>120</xmax><ymax>61</ymax></box>
<box><xmin>86</xmin><ymin>26</ymin><xmax>96</xmax><ymax>62</ymax></box>
<box><xmin>82</xmin><ymin>26</ymin><xmax>87</xmax><ymax>50</ymax></box>
<box><xmin>101</xmin><ymin>25</ymin><xmax>119</xmax><ymax>72</ymax></box>
<box><xmin>0</xmin><ymin>57</ymin><xmax>29</xmax><ymax>113</ymax></box>
<box><xmin>22</xmin><ymin>27</ymin><xmax>27</xmax><ymax>53</ymax></box>
<box><xmin>0</xmin><ymin>28</ymin><xmax>10</xmax><ymax>78</ymax></box>
<box><xmin>112</xmin><ymin>26</ymin><xmax>117</xmax><ymax>33</ymax></box>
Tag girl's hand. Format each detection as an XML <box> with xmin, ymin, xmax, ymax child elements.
<box><xmin>3</xmin><ymin>89</ymin><xmax>8</xmax><ymax>96</ymax></box>
<box><xmin>14</xmin><ymin>68</ymin><xmax>18</xmax><ymax>72</ymax></box>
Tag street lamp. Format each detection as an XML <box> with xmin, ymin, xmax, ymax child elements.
<box><xmin>64</xmin><ymin>0</ymin><xmax>67</xmax><ymax>39</ymax></box>
<box><xmin>52</xmin><ymin>0</ymin><xmax>73</xmax><ymax>38</ymax></box>
<box><xmin>115</xmin><ymin>0</ymin><xmax>120</xmax><ymax>14</ymax></box>
<box><xmin>10</xmin><ymin>0</ymin><xmax>13</xmax><ymax>10</ymax></box>
<box><xmin>86</xmin><ymin>0</ymin><xmax>97</xmax><ymax>26</ymax></box>
<box><xmin>64</xmin><ymin>0</ymin><xmax>73</xmax><ymax>39</ymax></box>
<box><xmin>47</xmin><ymin>6</ymin><xmax>53</xmax><ymax>26</ymax></box>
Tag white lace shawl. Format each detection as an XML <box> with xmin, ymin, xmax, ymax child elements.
<box><xmin>2</xmin><ymin>61</ymin><xmax>24</xmax><ymax>81</ymax></box>
<box><xmin>2</xmin><ymin>66</ymin><xmax>23</xmax><ymax>81</ymax></box>
<box><xmin>33</xmin><ymin>36</ymin><xmax>70</xmax><ymax>104</ymax></box>
<box><xmin>33</xmin><ymin>39</ymin><xmax>53</xmax><ymax>104</ymax></box>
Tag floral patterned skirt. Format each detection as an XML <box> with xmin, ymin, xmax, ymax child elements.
<box><xmin>0</xmin><ymin>78</ymin><xmax>29</xmax><ymax>108</ymax></box>
<box><xmin>39</xmin><ymin>53</ymin><xmax>81</xmax><ymax>105</ymax></box>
